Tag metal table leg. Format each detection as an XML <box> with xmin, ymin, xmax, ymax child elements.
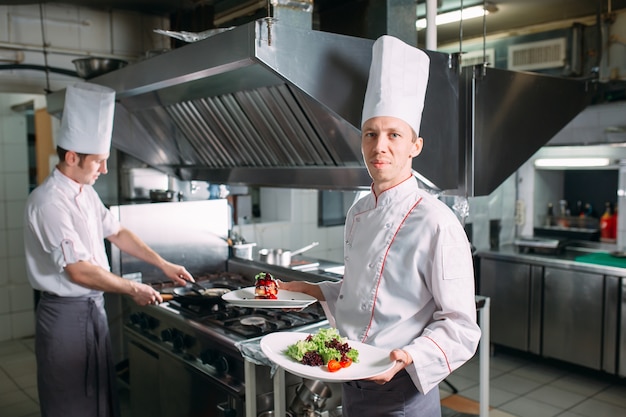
<box><xmin>478</xmin><ymin>296</ymin><xmax>490</xmax><ymax>417</ymax></box>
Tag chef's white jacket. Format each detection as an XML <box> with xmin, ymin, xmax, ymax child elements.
<box><xmin>319</xmin><ymin>177</ymin><xmax>481</xmax><ymax>394</ymax></box>
<box><xmin>24</xmin><ymin>168</ymin><xmax>120</xmax><ymax>296</ymax></box>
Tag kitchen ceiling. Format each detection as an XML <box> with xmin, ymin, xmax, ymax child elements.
<box><xmin>1</xmin><ymin>0</ymin><xmax>625</xmax><ymax>46</ymax></box>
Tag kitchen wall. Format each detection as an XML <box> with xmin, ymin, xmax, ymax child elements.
<box><xmin>0</xmin><ymin>3</ymin><xmax>169</xmax><ymax>342</ymax></box>
<box><xmin>0</xmin><ymin>3</ymin><xmax>169</xmax><ymax>94</ymax></box>
<box><xmin>513</xmin><ymin>101</ymin><xmax>626</xmax><ymax>248</ymax></box>
<box><xmin>0</xmin><ymin>93</ymin><xmax>47</xmax><ymax>341</ymax></box>
<box><xmin>237</xmin><ymin>188</ymin><xmax>346</xmax><ymax>264</ymax></box>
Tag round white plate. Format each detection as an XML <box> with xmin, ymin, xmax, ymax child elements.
<box><xmin>221</xmin><ymin>287</ymin><xmax>317</xmax><ymax>308</ymax></box>
<box><xmin>260</xmin><ymin>331</ymin><xmax>395</xmax><ymax>382</ymax></box>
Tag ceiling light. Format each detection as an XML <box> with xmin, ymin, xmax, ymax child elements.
<box><xmin>416</xmin><ymin>4</ymin><xmax>494</xmax><ymax>30</ymax></box>
<box><xmin>534</xmin><ymin>158</ymin><xmax>612</xmax><ymax>168</ymax></box>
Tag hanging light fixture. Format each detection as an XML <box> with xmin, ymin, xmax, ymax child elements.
<box><xmin>416</xmin><ymin>2</ymin><xmax>498</xmax><ymax>30</ymax></box>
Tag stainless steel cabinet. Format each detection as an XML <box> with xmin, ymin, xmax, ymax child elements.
<box><xmin>479</xmin><ymin>258</ymin><xmax>542</xmax><ymax>353</ymax></box>
<box><xmin>543</xmin><ymin>267</ymin><xmax>604</xmax><ymax>370</ymax></box>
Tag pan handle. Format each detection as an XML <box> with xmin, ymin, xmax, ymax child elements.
<box><xmin>161</xmin><ymin>293</ymin><xmax>174</xmax><ymax>301</ymax></box>
<box><xmin>290</xmin><ymin>241</ymin><xmax>319</xmax><ymax>256</ymax></box>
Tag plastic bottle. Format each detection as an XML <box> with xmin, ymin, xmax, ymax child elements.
<box><xmin>600</xmin><ymin>202</ymin><xmax>614</xmax><ymax>241</ymax></box>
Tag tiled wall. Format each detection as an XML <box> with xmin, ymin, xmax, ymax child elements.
<box><xmin>0</xmin><ymin>94</ymin><xmax>47</xmax><ymax>342</ymax></box>
<box><xmin>238</xmin><ymin>188</ymin><xmax>346</xmax><ymax>264</ymax></box>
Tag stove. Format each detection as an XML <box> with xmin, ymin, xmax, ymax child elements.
<box><xmin>124</xmin><ymin>270</ymin><xmax>328</xmax><ymax>417</ymax></box>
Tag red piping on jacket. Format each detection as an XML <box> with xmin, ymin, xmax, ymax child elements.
<box><xmin>425</xmin><ymin>335</ymin><xmax>453</xmax><ymax>373</ymax></box>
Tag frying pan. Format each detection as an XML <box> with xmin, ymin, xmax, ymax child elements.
<box><xmin>160</xmin><ymin>286</ymin><xmax>232</xmax><ymax>306</ymax></box>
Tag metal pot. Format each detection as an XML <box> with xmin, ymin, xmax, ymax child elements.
<box><xmin>149</xmin><ymin>189</ymin><xmax>180</xmax><ymax>202</ymax></box>
<box><xmin>258</xmin><ymin>242</ymin><xmax>319</xmax><ymax>267</ymax></box>
<box><xmin>289</xmin><ymin>379</ymin><xmax>332</xmax><ymax>416</ymax></box>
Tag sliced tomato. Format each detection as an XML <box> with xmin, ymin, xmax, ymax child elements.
<box><xmin>327</xmin><ymin>359</ymin><xmax>341</xmax><ymax>372</ymax></box>
<box><xmin>340</xmin><ymin>358</ymin><xmax>352</xmax><ymax>368</ymax></box>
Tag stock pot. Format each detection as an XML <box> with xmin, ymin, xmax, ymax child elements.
<box><xmin>258</xmin><ymin>242</ymin><xmax>319</xmax><ymax>267</ymax></box>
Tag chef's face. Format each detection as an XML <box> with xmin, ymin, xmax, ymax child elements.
<box><xmin>361</xmin><ymin>116</ymin><xmax>422</xmax><ymax>193</ymax></box>
<box><xmin>71</xmin><ymin>152</ymin><xmax>109</xmax><ymax>186</ymax></box>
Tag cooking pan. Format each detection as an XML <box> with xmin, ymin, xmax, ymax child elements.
<box><xmin>160</xmin><ymin>286</ymin><xmax>231</xmax><ymax>306</ymax></box>
<box><xmin>258</xmin><ymin>242</ymin><xmax>319</xmax><ymax>267</ymax></box>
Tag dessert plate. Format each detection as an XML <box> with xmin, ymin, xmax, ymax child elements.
<box><xmin>222</xmin><ymin>287</ymin><xmax>317</xmax><ymax>308</ymax></box>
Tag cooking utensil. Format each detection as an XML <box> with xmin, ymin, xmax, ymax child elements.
<box><xmin>149</xmin><ymin>189</ymin><xmax>180</xmax><ymax>202</ymax></box>
<box><xmin>258</xmin><ymin>242</ymin><xmax>319</xmax><ymax>267</ymax></box>
<box><xmin>289</xmin><ymin>379</ymin><xmax>332</xmax><ymax>416</ymax></box>
<box><xmin>72</xmin><ymin>57</ymin><xmax>128</xmax><ymax>79</ymax></box>
<box><xmin>161</xmin><ymin>286</ymin><xmax>231</xmax><ymax>306</ymax></box>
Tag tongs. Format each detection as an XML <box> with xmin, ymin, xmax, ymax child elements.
<box><xmin>184</xmin><ymin>279</ymin><xmax>206</xmax><ymax>296</ymax></box>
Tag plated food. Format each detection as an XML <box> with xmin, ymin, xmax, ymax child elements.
<box><xmin>285</xmin><ymin>328</ymin><xmax>358</xmax><ymax>372</ymax></box>
<box><xmin>260</xmin><ymin>331</ymin><xmax>394</xmax><ymax>382</ymax></box>
<box><xmin>222</xmin><ymin>272</ymin><xmax>316</xmax><ymax>308</ymax></box>
<box><xmin>254</xmin><ymin>272</ymin><xmax>279</xmax><ymax>299</ymax></box>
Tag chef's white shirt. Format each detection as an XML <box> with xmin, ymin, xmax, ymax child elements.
<box><xmin>24</xmin><ymin>168</ymin><xmax>121</xmax><ymax>297</ymax></box>
<box><xmin>319</xmin><ymin>177</ymin><xmax>481</xmax><ymax>394</ymax></box>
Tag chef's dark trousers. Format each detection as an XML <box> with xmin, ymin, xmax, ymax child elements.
<box><xmin>342</xmin><ymin>369</ymin><xmax>440</xmax><ymax>417</ymax></box>
<box><xmin>35</xmin><ymin>292</ymin><xmax>120</xmax><ymax>417</ymax></box>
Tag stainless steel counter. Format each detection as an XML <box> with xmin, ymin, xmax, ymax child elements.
<box><xmin>476</xmin><ymin>245</ymin><xmax>626</xmax><ymax>277</ymax></box>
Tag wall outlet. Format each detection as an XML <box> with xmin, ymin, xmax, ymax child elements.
<box><xmin>515</xmin><ymin>200</ymin><xmax>525</xmax><ymax>226</ymax></box>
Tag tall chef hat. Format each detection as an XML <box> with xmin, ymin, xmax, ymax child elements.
<box><xmin>57</xmin><ymin>82</ymin><xmax>116</xmax><ymax>155</ymax></box>
<box><xmin>361</xmin><ymin>35</ymin><xmax>430</xmax><ymax>136</ymax></box>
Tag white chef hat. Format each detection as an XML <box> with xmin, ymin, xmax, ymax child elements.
<box><xmin>57</xmin><ymin>82</ymin><xmax>116</xmax><ymax>154</ymax></box>
<box><xmin>361</xmin><ymin>35</ymin><xmax>430</xmax><ymax>136</ymax></box>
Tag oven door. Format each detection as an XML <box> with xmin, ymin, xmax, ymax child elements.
<box><xmin>127</xmin><ymin>331</ymin><xmax>243</xmax><ymax>417</ymax></box>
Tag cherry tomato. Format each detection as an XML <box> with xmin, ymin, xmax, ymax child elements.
<box><xmin>327</xmin><ymin>359</ymin><xmax>341</xmax><ymax>372</ymax></box>
<box><xmin>340</xmin><ymin>359</ymin><xmax>352</xmax><ymax>368</ymax></box>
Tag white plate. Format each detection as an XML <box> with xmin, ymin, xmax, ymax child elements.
<box><xmin>260</xmin><ymin>331</ymin><xmax>395</xmax><ymax>382</ymax></box>
<box><xmin>221</xmin><ymin>287</ymin><xmax>317</xmax><ymax>308</ymax></box>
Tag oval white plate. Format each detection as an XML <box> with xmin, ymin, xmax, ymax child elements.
<box><xmin>260</xmin><ymin>331</ymin><xmax>395</xmax><ymax>382</ymax></box>
<box><xmin>222</xmin><ymin>287</ymin><xmax>317</xmax><ymax>308</ymax></box>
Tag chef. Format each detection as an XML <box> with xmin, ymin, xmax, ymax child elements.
<box><xmin>23</xmin><ymin>82</ymin><xmax>193</xmax><ymax>417</ymax></box>
<box><xmin>281</xmin><ymin>36</ymin><xmax>481</xmax><ymax>416</ymax></box>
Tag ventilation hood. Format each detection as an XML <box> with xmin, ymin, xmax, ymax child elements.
<box><xmin>46</xmin><ymin>18</ymin><xmax>596</xmax><ymax>196</ymax></box>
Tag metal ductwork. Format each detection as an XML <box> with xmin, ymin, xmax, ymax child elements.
<box><xmin>46</xmin><ymin>18</ymin><xmax>596</xmax><ymax>196</ymax></box>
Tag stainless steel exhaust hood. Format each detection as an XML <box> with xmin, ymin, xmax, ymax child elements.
<box><xmin>46</xmin><ymin>18</ymin><xmax>596</xmax><ymax>196</ymax></box>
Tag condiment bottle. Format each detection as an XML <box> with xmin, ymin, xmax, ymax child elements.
<box><xmin>600</xmin><ymin>202</ymin><xmax>615</xmax><ymax>241</ymax></box>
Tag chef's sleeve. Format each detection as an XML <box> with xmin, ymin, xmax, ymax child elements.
<box><xmin>403</xmin><ymin>221</ymin><xmax>481</xmax><ymax>394</ymax></box>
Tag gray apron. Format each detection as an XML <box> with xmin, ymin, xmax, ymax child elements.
<box><xmin>36</xmin><ymin>292</ymin><xmax>120</xmax><ymax>417</ymax></box>
<box><xmin>342</xmin><ymin>369</ymin><xmax>440</xmax><ymax>417</ymax></box>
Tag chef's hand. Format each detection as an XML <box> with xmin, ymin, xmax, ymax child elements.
<box><xmin>366</xmin><ymin>349</ymin><xmax>412</xmax><ymax>385</ymax></box>
<box><xmin>128</xmin><ymin>281</ymin><xmax>164</xmax><ymax>306</ymax></box>
<box><xmin>160</xmin><ymin>261</ymin><xmax>194</xmax><ymax>286</ymax></box>
<box><xmin>277</xmin><ymin>280</ymin><xmax>325</xmax><ymax>301</ymax></box>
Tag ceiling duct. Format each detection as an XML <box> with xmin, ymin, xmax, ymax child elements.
<box><xmin>46</xmin><ymin>17</ymin><xmax>596</xmax><ymax>195</ymax></box>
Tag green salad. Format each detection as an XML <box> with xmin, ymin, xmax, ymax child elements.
<box><xmin>285</xmin><ymin>328</ymin><xmax>359</xmax><ymax>371</ymax></box>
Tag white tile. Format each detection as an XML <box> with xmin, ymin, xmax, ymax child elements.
<box><xmin>6</xmin><ymin>201</ymin><xmax>25</xmax><ymax>230</ymax></box>
<box><xmin>6</xmin><ymin>229</ymin><xmax>24</xmax><ymax>258</ymax></box>
<box><xmin>3</xmin><ymin>173</ymin><xmax>29</xmax><ymax>201</ymax></box>
<box><xmin>0</xmin><ymin>113</ymin><xmax>26</xmax><ymax>145</ymax></box>
<box><xmin>0</xmin><ymin>313</ymin><xmax>11</xmax><ymax>342</ymax></box>
<box><xmin>0</xmin><ymin>259</ymin><xmax>9</xmax><ymax>286</ymax></box>
<box><xmin>525</xmin><ymin>385</ymin><xmax>587</xmax><ymax>410</ymax></box>
<box><xmin>569</xmin><ymin>398</ymin><xmax>626</xmax><ymax>417</ymax></box>
<box><xmin>551</xmin><ymin>373</ymin><xmax>610</xmax><ymax>397</ymax></box>
<box><xmin>499</xmin><ymin>396</ymin><xmax>563</xmax><ymax>417</ymax></box>
<box><xmin>8</xmin><ymin>257</ymin><xmax>27</xmax><ymax>285</ymax></box>
<box><xmin>0</xmin><ymin>143</ymin><xmax>27</xmax><ymax>173</ymax></box>
<box><xmin>9</xmin><ymin>284</ymin><xmax>34</xmax><ymax>312</ymax></box>
<box><xmin>10</xmin><ymin>310</ymin><xmax>35</xmax><ymax>339</ymax></box>
<box><xmin>592</xmin><ymin>385</ymin><xmax>626</xmax><ymax>408</ymax></box>
<box><xmin>0</xmin><ymin>287</ymin><xmax>9</xmax><ymax>314</ymax></box>
<box><xmin>490</xmin><ymin>372</ymin><xmax>543</xmax><ymax>396</ymax></box>
<box><xmin>0</xmin><ymin>174</ymin><xmax>6</xmax><ymax>202</ymax></box>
